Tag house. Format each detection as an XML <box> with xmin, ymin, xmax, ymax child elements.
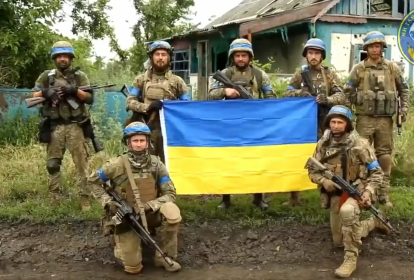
<box><xmin>156</xmin><ymin>0</ymin><xmax>411</xmax><ymax>100</ymax></box>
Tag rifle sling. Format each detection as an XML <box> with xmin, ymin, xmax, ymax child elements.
<box><xmin>122</xmin><ymin>154</ymin><xmax>149</xmax><ymax>233</ymax></box>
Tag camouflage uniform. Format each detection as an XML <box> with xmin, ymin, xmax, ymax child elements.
<box><xmin>33</xmin><ymin>41</ymin><xmax>93</xmax><ymax>210</ymax></box>
<box><xmin>307</xmin><ymin>105</ymin><xmax>390</xmax><ymax>278</ymax></box>
<box><xmin>126</xmin><ymin>41</ymin><xmax>191</xmax><ymax>164</ymax></box>
<box><xmin>208</xmin><ymin>38</ymin><xmax>276</xmax><ymax>211</ymax></box>
<box><xmin>284</xmin><ymin>38</ymin><xmax>347</xmax><ymax>207</ymax></box>
<box><xmin>344</xmin><ymin>31</ymin><xmax>410</xmax><ymax>207</ymax></box>
<box><xmin>88</xmin><ymin>122</ymin><xmax>181</xmax><ymax>274</ymax></box>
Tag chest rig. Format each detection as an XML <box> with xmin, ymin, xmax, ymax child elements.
<box><xmin>354</xmin><ymin>60</ymin><xmax>397</xmax><ymax>116</ymax></box>
<box><xmin>225</xmin><ymin>66</ymin><xmax>262</xmax><ymax>98</ymax></box>
<box><xmin>143</xmin><ymin>70</ymin><xmax>178</xmax><ymax>104</ymax></box>
<box><xmin>301</xmin><ymin>65</ymin><xmax>331</xmax><ymax>95</ymax></box>
<box><xmin>320</xmin><ymin>143</ymin><xmax>366</xmax><ymax>194</ymax></box>
<box><xmin>40</xmin><ymin>69</ymin><xmax>85</xmax><ymax>120</ymax></box>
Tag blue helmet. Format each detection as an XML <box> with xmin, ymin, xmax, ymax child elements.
<box><xmin>324</xmin><ymin>105</ymin><xmax>353</xmax><ymax>131</ymax></box>
<box><xmin>122</xmin><ymin>121</ymin><xmax>151</xmax><ymax>144</ymax></box>
<box><xmin>363</xmin><ymin>31</ymin><xmax>387</xmax><ymax>51</ymax></box>
<box><xmin>302</xmin><ymin>38</ymin><xmax>326</xmax><ymax>60</ymax></box>
<box><xmin>148</xmin><ymin>40</ymin><xmax>173</xmax><ymax>56</ymax></box>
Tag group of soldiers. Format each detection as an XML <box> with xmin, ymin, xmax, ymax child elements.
<box><xmin>30</xmin><ymin>29</ymin><xmax>408</xmax><ymax>278</ymax></box>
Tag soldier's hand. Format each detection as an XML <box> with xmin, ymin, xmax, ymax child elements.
<box><xmin>225</xmin><ymin>88</ymin><xmax>240</xmax><ymax>98</ymax></box>
<box><xmin>359</xmin><ymin>190</ymin><xmax>372</xmax><ymax>208</ymax></box>
<box><xmin>42</xmin><ymin>88</ymin><xmax>60</xmax><ymax>103</ymax></box>
<box><xmin>147</xmin><ymin>100</ymin><xmax>163</xmax><ymax>112</ymax></box>
<box><xmin>61</xmin><ymin>85</ymin><xmax>78</xmax><ymax>96</ymax></box>
<box><xmin>105</xmin><ymin>201</ymin><xmax>122</xmax><ymax>212</ymax></box>
<box><xmin>321</xmin><ymin>178</ymin><xmax>336</xmax><ymax>192</ymax></box>
<box><xmin>401</xmin><ymin>111</ymin><xmax>408</xmax><ymax>123</ymax></box>
<box><xmin>316</xmin><ymin>94</ymin><xmax>328</xmax><ymax>104</ymax></box>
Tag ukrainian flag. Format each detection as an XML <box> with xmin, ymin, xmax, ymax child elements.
<box><xmin>159</xmin><ymin>97</ymin><xmax>318</xmax><ymax>195</ymax></box>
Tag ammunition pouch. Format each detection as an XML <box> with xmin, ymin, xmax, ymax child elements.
<box><xmin>358</xmin><ymin>90</ymin><xmax>396</xmax><ymax>116</ymax></box>
<box><xmin>38</xmin><ymin>118</ymin><xmax>52</xmax><ymax>143</ymax></box>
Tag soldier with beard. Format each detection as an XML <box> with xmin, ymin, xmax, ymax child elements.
<box><xmin>31</xmin><ymin>41</ymin><xmax>94</xmax><ymax>211</ymax></box>
<box><xmin>344</xmin><ymin>31</ymin><xmax>410</xmax><ymax>208</ymax></box>
<box><xmin>208</xmin><ymin>38</ymin><xmax>276</xmax><ymax>211</ymax></box>
<box><xmin>283</xmin><ymin>38</ymin><xmax>346</xmax><ymax>208</ymax></box>
<box><xmin>126</xmin><ymin>41</ymin><xmax>191</xmax><ymax>163</ymax></box>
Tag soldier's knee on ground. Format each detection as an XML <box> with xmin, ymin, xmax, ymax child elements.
<box><xmin>46</xmin><ymin>158</ymin><xmax>62</xmax><ymax>175</ymax></box>
<box><xmin>113</xmin><ymin>231</ymin><xmax>143</xmax><ymax>274</ymax></box>
<box><xmin>160</xmin><ymin>202</ymin><xmax>182</xmax><ymax>224</ymax></box>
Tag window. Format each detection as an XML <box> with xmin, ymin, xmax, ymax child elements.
<box><xmin>171</xmin><ymin>50</ymin><xmax>190</xmax><ymax>83</ymax></box>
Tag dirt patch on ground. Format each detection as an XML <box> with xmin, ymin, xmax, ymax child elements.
<box><xmin>0</xmin><ymin>220</ymin><xmax>413</xmax><ymax>279</ymax></box>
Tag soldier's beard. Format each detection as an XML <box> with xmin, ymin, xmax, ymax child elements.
<box><xmin>56</xmin><ymin>62</ymin><xmax>70</xmax><ymax>71</ymax></box>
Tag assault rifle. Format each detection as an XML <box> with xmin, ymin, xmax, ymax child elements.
<box><xmin>305</xmin><ymin>157</ymin><xmax>399</xmax><ymax>235</ymax></box>
<box><xmin>105</xmin><ymin>187</ymin><xmax>175</xmax><ymax>267</ymax></box>
<box><xmin>300</xmin><ymin>69</ymin><xmax>331</xmax><ymax>129</ymax></box>
<box><xmin>212</xmin><ymin>70</ymin><xmax>254</xmax><ymax>99</ymax></box>
<box><xmin>25</xmin><ymin>84</ymin><xmax>117</xmax><ymax>109</ymax></box>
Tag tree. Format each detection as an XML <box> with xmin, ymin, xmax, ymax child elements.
<box><xmin>0</xmin><ymin>0</ymin><xmax>120</xmax><ymax>87</ymax></box>
<box><xmin>129</xmin><ymin>0</ymin><xmax>198</xmax><ymax>73</ymax></box>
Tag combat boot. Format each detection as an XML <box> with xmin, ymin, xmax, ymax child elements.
<box><xmin>334</xmin><ymin>251</ymin><xmax>357</xmax><ymax>278</ymax></box>
<box><xmin>252</xmin><ymin>194</ymin><xmax>268</xmax><ymax>211</ymax></box>
<box><xmin>154</xmin><ymin>253</ymin><xmax>181</xmax><ymax>272</ymax></box>
<box><xmin>282</xmin><ymin>192</ymin><xmax>303</xmax><ymax>207</ymax></box>
<box><xmin>217</xmin><ymin>195</ymin><xmax>231</xmax><ymax>210</ymax></box>
<box><xmin>80</xmin><ymin>196</ymin><xmax>91</xmax><ymax>211</ymax></box>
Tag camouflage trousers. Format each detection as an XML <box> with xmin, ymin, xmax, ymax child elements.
<box><xmin>46</xmin><ymin>123</ymin><xmax>90</xmax><ymax>196</ymax></box>
<box><xmin>329</xmin><ymin>196</ymin><xmax>375</xmax><ymax>254</ymax></box>
<box><xmin>356</xmin><ymin>116</ymin><xmax>393</xmax><ymax>201</ymax></box>
<box><xmin>110</xmin><ymin>202</ymin><xmax>180</xmax><ymax>273</ymax></box>
<box><xmin>149</xmin><ymin>128</ymin><xmax>165</xmax><ymax>164</ymax></box>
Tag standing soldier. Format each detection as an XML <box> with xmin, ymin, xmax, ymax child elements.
<box><xmin>126</xmin><ymin>41</ymin><xmax>191</xmax><ymax>164</ymax></box>
<box><xmin>31</xmin><ymin>41</ymin><xmax>94</xmax><ymax>211</ymax></box>
<box><xmin>306</xmin><ymin>105</ymin><xmax>390</xmax><ymax>278</ymax></box>
<box><xmin>344</xmin><ymin>31</ymin><xmax>410</xmax><ymax>208</ymax></box>
<box><xmin>283</xmin><ymin>38</ymin><xmax>347</xmax><ymax>207</ymax></box>
<box><xmin>208</xmin><ymin>38</ymin><xmax>276</xmax><ymax>211</ymax></box>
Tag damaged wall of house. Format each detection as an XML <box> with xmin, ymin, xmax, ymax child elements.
<box><xmin>327</xmin><ymin>0</ymin><xmax>402</xmax><ymax>17</ymax></box>
<box><xmin>252</xmin><ymin>32</ymin><xmax>308</xmax><ymax>74</ymax></box>
<box><xmin>316</xmin><ymin>21</ymin><xmax>407</xmax><ymax>79</ymax></box>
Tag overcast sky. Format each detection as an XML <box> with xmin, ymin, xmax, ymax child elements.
<box><xmin>53</xmin><ymin>0</ymin><xmax>241</xmax><ymax>61</ymax></box>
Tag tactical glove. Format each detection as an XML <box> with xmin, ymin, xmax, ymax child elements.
<box><xmin>105</xmin><ymin>201</ymin><xmax>122</xmax><ymax>212</ymax></box>
<box><xmin>42</xmin><ymin>88</ymin><xmax>60</xmax><ymax>103</ymax></box>
<box><xmin>316</xmin><ymin>93</ymin><xmax>328</xmax><ymax>104</ymax></box>
<box><xmin>61</xmin><ymin>85</ymin><xmax>78</xmax><ymax>96</ymax></box>
<box><xmin>147</xmin><ymin>100</ymin><xmax>163</xmax><ymax>112</ymax></box>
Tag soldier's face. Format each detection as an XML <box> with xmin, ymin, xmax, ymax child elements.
<box><xmin>329</xmin><ymin>117</ymin><xmax>347</xmax><ymax>134</ymax></box>
<box><xmin>54</xmin><ymin>54</ymin><xmax>71</xmax><ymax>69</ymax></box>
<box><xmin>306</xmin><ymin>49</ymin><xmax>322</xmax><ymax>66</ymax></box>
<box><xmin>129</xmin><ymin>135</ymin><xmax>148</xmax><ymax>151</ymax></box>
<box><xmin>152</xmin><ymin>50</ymin><xmax>170</xmax><ymax>68</ymax></box>
<box><xmin>233</xmin><ymin>52</ymin><xmax>250</xmax><ymax>69</ymax></box>
<box><xmin>367</xmin><ymin>43</ymin><xmax>382</xmax><ymax>59</ymax></box>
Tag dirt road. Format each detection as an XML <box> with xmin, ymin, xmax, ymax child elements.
<box><xmin>1</xmin><ymin>220</ymin><xmax>413</xmax><ymax>279</ymax></box>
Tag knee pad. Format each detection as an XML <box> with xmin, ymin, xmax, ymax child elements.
<box><xmin>339</xmin><ymin>204</ymin><xmax>358</xmax><ymax>226</ymax></box>
<box><xmin>46</xmin><ymin>158</ymin><xmax>62</xmax><ymax>175</ymax></box>
<box><xmin>160</xmin><ymin>202</ymin><xmax>182</xmax><ymax>224</ymax></box>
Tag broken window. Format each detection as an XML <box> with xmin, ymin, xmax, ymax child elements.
<box><xmin>171</xmin><ymin>50</ymin><xmax>190</xmax><ymax>83</ymax></box>
<box><xmin>369</xmin><ymin>0</ymin><xmax>392</xmax><ymax>15</ymax></box>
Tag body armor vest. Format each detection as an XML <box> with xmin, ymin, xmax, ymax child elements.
<box><xmin>353</xmin><ymin>60</ymin><xmax>397</xmax><ymax>116</ymax></box>
<box><xmin>112</xmin><ymin>157</ymin><xmax>158</xmax><ymax>205</ymax></box>
<box><xmin>226</xmin><ymin>66</ymin><xmax>260</xmax><ymax>98</ymax></box>
<box><xmin>301</xmin><ymin>65</ymin><xmax>331</xmax><ymax>95</ymax></box>
<box><xmin>40</xmin><ymin>69</ymin><xmax>86</xmax><ymax>120</ymax></box>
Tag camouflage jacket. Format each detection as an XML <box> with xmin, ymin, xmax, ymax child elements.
<box><xmin>284</xmin><ymin>65</ymin><xmax>346</xmax><ymax>106</ymax></box>
<box><xmin>126</xmin><ymin>69</ymin><xmax>191</xmax><ymax>113</ymax></box>
<box><xmin>33</xmin><ymin>68</ymin><xmax>93</xmax><ymax>103</ymax></box>
<box><xmin>344</xmin><ymin>58</ymin><xmax>410</xmax><ymax>115</ymax></box>
<box><xmin>88</xmin><ymin>154</ymin><xmax>176</xmax><ymax>212</ymax></box>
<box><xmin>308</xmin><ymin>130</ymin><xmax>383</xmax><ymax>196</ymax></box>
<box><xmin>208</xmin><ymin>65</ymin><xmax>276</xmax><ymax>100</ymax></box>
